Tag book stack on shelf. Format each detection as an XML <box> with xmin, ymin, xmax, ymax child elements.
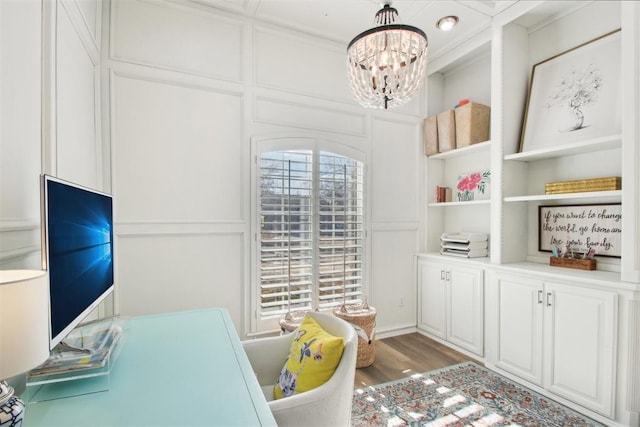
<box><xmin>435</xmin><ymin>185</ymin><xmax>452</xmax><ymax>203</ymax></box>
<box><xmin>440</xmin><ymin>232</ymin><xmax>488</xmax><ymax>258</ymax></box>
<box><xmin>545</xmin><ymin>176</ymin><xmax>621</xmax><ymax>194</ymax></box>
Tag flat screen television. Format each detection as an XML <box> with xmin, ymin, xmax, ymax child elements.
<box><xmin>42</xmin><ymin>175</ymin><xmax>115</xmax><ymax>350</ymax></box>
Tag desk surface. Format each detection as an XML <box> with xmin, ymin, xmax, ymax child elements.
<box><xmin>25</xmin><ymin>309</ymin><xmax>276</xmax><ymax>426</ymax></box>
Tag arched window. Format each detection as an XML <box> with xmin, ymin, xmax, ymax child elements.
<box><xmin>253</xmin><ymin>139</ymin><xmax>366</xmax><ymax>331</ymax></box>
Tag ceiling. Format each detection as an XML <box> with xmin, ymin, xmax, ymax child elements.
<box><xmin>193</xmin><ymin>0</ymin><xmax>521</xmax><ymax>62</ymax></box>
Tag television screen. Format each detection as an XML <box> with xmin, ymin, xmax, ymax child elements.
<box><xmin>42</xmin><ymin>175</ymin><xmax>114</xmax><ymax>350</ymax></box>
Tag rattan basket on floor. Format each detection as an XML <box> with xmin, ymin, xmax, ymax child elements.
<box><xmin>333</xmin><ymin>302</ymin><xmax>376</xmax><ymax>368</ymax></box>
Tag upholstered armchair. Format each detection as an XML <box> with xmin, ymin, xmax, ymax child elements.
<box><xmin>242</xmin><ymin>312</ymin><xmax>358</xmax><ymax>427</ymax></box>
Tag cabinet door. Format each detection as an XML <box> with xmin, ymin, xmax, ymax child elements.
<box><xmin>544</xmin><ymin>282</ymin><xmax>617</xmax><ymax>417</ymax></box>
<box><xmin>418</xmin><ymin>259</ymin><xmax>446</xmax><ymax>339</ymax></box>
<box><xmin>446</xmin><ymin>264</ymin><xmax>484</xmax><ymax>356</ymax></box>
<box><xmin>495</xmin><ymin>273</ymin><xmax>544</xmax><ymax>386</ymax></box>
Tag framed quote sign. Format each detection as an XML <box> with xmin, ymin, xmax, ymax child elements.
<box><xmin>538</xmin><ymin>203</ymin><xmax>622</xmax><ymax>258</ymax></box>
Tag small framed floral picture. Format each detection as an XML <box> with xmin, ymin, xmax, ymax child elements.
<box><xmin>456</xmin><ymin>170</ymin><xmax>491</xmax><ymax>202</ymax></box>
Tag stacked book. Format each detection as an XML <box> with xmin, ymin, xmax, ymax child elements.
<box><xmin>435</xmin><ymin>185</ymin><xmax>452</xmax><ymax>203</ymax></box>
<box><xmin>545</xmin><ymin>176</ymin><xmax>621</xmax><ymax>195</ymax></box>
<box><xmin>440</xmin><ymin>232</ymin><xmax>488</xmax><ymax>258</ymax></box>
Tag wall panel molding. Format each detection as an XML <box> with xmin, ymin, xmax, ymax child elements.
<box><xmin>55</xmin><ymin>3</ymin><xmax>102</xmax><ymax>187</ymax></box>
<box><xmin>252</xmin><ymin>24</ymin><xmax>351</xmax><ymax>103</ymax></box>
<box><xmin>0</xmin><ymin>220</ymin><xmax>41</xmax><ymax>266</ymax></box>
<box><xmin>621</xmin><ymin>2</ymin><xmax>640</xmax><ymax>283</ymax></box>
<box><xmin>110</xmin><ymin>0</ymin><xmax>245</xmax><ymax>82</ymax></box>
<box><xmin>60</xmin><ymin>0</ymin><xmax>101</xmax><ymax>60</ymax></box>
<box><xmin>371</xmin><ymin>222</ymin><xmax>420</xmax><ymax>232</ymax></box>
<box><xmin>1</xmin><ymin>0</ymin><xmax>44</xmax><ymax>270</ymax></box>
<box><xmin>116</xmin><ymin>231</ymin><xmax>246</xmax><ymax>331</ymax></box>
<box><xmin>188</xmin><ymin>0</ymin><xmax>255</xmax><ymax>15</ymax></box>
<box><xmin>116</xmin><ymin>221</ymin><xmax>246</xmax><ymax>237</ymax></box>
<box><xmin>254</xmin><ymin>92</ymin><xmax>367</xmax><ymax>137</ymax></box>
<box><xmin>110</xmin><ymin>70</ymin><xmax>246</xmax><ymax>225</ymax></box>
<box><xmin>109</xmin><ymin>62</ymin><xmax>245</xmax><ymax>96</ymax></box>
<box><xmin>628</xmin><ymin>299</ymin><xmax>640</xmax><ymax>411</ymax></box>
<box><xmin>370</xmin><ymin>228</ymin><xmax>420</xmax><ymax>332</ymax></box>
<box><xmin>371</xmin><ymin>116</ymin><xmax>421</xmax><ymax>223</ymax></box>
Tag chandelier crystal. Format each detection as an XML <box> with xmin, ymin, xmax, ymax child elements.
<box><xmin>346</xmin><ymin>4</ymin><xmax>428</xmax><ymax>109</ymax></box>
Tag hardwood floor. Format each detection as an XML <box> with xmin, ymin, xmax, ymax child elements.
<box><xmin>353</xmin><ymin>332</ymin><xmax>481</xmax><ymax>389</ymax></box>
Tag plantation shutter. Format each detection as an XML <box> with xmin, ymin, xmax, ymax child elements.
<box><xmin>259</xmin><ymin>151</ymin><xmax>313</xmax><ymax>317</ymax></box>
<box><xmin>258</xmin><ymin>149</ymin><xmax>364</xmax><ymax>318</ymax></box>
<box><xmin>317</xmin><ymin>152</ymin><xmax>364</xmax><ymax>308</ymax></box>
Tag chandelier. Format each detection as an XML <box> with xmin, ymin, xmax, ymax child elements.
<box><xmin>346</xmin><ymin>3</ymin><xmax>428</xmax><ymax>110</ymax></box>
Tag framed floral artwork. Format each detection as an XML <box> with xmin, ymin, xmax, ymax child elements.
<box><xmin>456</xmin><ymin>170</ymin><xmax>490</xmax><ymax>202</ymax></box>
<box><xmin>519</xmin><ymin>29</ymin><xmax>621</xmax><ymax>153</ymax></box>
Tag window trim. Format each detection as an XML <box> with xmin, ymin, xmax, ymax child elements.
<box><xmin>249</xmin><ymin>136</ymin><xmax>368</xmax><ymax>334</ymax></box>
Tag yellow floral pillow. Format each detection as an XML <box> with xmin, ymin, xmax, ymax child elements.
<box><xmin>273</xmin><ymin>315</ymin><xmax>345</xmax><ymax>399</ymax></box>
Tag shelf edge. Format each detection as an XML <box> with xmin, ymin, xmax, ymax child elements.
<box><xmin>428</xmin><ymin>140</ymin><xmax>491</xmax><ymax>160</ymax></box>
<box><xmin>504</xmin><ymin>190</ymin><xmax>622</xmax><ymax>202</ymax></box>
<box><xmin>504</xmin><ymin>134</ymin><xmax>622</xmax><ymax>162</ymax></box>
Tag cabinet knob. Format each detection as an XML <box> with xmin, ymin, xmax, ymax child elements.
<box><xmin>546</xmin><ymin>292</ymin><xmax>552</xmax><ymax>307</ymax></box>
<box><xmin>537</xmin><ymin>290</ymin><xmax>543</xmax><ymax>304</ymax></box>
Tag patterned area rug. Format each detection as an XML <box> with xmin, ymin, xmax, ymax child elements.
<box><xmin>351</xmin><ymin>362</ymin><xmax>605</xmax><ymax>426</ymax></box>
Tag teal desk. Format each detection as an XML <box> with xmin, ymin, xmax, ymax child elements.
<box><xmin>25</xmin><ymin>309</ymin><xmax>276</xmax><ymax>426</ymax></box>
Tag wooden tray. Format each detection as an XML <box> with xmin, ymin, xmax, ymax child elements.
<box><xmin>549</xmin><ymin>256</ymin><xmax>596</xmax><ymax>270</ymax></box>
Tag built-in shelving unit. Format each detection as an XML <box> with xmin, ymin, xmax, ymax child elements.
<box><xmin>421</xmin><ymin>1</ymin><xmax>634</xmax><ymax>274</ymax></box>
<box><xmin>424</xmin><ymin>38</ymin><xmax>492</xmax><ymax>254</ymax></box>
<box><xmin>418</xmin><ymin>3</ymin><xmax>640</xmax><ymax>426</ymax></box>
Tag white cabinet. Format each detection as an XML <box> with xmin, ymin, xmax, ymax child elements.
<box><xmin>417</xmin><ymin>256</ymin><xmax>484</xmax><ymax>356</ymax></box>
<box><xmin>493</xmin><ymin>274</ymin><xmax>544</xmax><ymax>385</ymax></box>
<box><xmin>492</xmin><ymin>271</ymin><xmax>617</xmax><ymax>417</ymax></box>
<box><xmin>418</xmin><ymin>257</ymin><xmax>446</xmax><ymax>338</ymax></box>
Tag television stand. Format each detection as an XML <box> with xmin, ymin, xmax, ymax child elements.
<box><xmin>25</xmin><ymin>317</ymin><xmax>126</xmax><ymax>402</ymax></box>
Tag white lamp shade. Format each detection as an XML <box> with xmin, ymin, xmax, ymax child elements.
<box><xmin>0</xmin><ymin>270</ymin><xmax>50</xmax><ymax>379</ymax></box>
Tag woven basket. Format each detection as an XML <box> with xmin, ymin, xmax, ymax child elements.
<box><xmin>334</xmin><ymin>303</ymin><xmax>376</xmax><ymax>368</ymax></box>
<box><xmin>278</xmin><ymin>310</ymin><xmax>311</xmax><ymax>334</ymax></box>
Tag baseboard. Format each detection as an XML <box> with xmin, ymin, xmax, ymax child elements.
<box><xmin>415</xmin><ymin>329</ymin><xmax>485</xmax><ymax>364</ymax></box>
<box><xmin>374</xmin><ymin>325</ymin><xmax>418</xmax><ymax>340</ymax></box>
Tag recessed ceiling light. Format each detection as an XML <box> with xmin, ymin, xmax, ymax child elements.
<box><xmin>436</xmin><ymin>16</ymin><xmax>459</xmax><ymax>31</ymax></box>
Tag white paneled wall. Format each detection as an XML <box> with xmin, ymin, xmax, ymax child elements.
<box><xmin>0</xmin><ymin>0</ymin><xmax>423</xmax><ymax>337</ymax></box>
<box><xmin>370</xmin><ymin>229</ymin><xmax>420</xmax><ymax>331</ymax></box>
<box><xmin>371</xmin><ymin>116</ymin><xmax>422</xmax><ymax>223</ymax></box>
<box><xmin>111</xmin><ymin>71</ymin><xmax>245</xmax><ymax>223</ymax></box>
<box><xmin>106</xmin><ymin>0</ymin><xmax>423</xmax><ymax>336</ymax></box>
<box><xmin>253</xmin><ymin>25</ymin><xmax>352</xmax><ymax>102</ymax></box>
<box><xmin>0</xmin><ymin>0</ymin><xmax>42</xmax><ymax>270</ymax></box>
<box><xmin>117</xmin><ymin>233</ymin><xmax>245</xmax><ymax>328</ymax></box>
<box><xmin>56</xmin><ymin>0</ymin><xmax>102</xmax><ymax>188</ymax></box>
<box><xmin>369</xmin><ymin>115</ymin><xmax>422</xmax><ymax>330</ymax></box>
<box><xmin>0</xmin><ymin>0</ymin><xmax>107</xmax><ymax>312</ymax></box>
